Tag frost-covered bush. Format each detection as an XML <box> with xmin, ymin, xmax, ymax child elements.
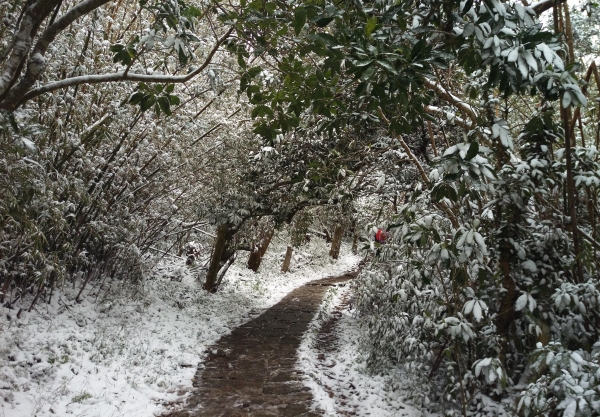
<box><xmin>0</xmin><ymin>0</ymin><xmax>250</xmax><ymax>306</ymax></box>
<box><xmin>355</xmin><ymin>103</ymin><xmax>600</xmax><ymax>415</ymax></box>
<box><xmin>519</xmin><ymin>342</ymin><xmax>600</xmax><ymax>417</ymax></box>
<box><xmin>353</xmin><ymin>50</ymin><xmax>600</xmax><ymax>414</ymax></box>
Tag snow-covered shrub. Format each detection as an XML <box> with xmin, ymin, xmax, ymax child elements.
<box><xmin>355</xmin><ymin>99</ymin><xmax>600</xmax><ymax>415</ymax></box>
<box><xmin>519</xmin><ymin>342</ymin><xmax>600</xmax><ymax>417</ymax></box>
<box><xmin>0</xmin><ymin>0</ymin><xmax>251</xmax><ymax>307</ymax></box>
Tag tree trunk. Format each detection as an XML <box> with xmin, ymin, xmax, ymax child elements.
<box><xmin>329</xmin><ymin>225</ymin><xmax>345</xmax><ymax>259</ymax></box>
<box><xmin>214</xmin><ymin>252</ymin><xmax>236</xmax><ymax>290</ymax></box>
<box><xmin>205</xmin><ymin>224</ymin><xmax>229</xmax><ymax>292</ymax></box>
<box><xmin>281</xmin><ymin>246</ymin><xmax>293</xmax><ymax>272</ymax></box>
<box><xmin>562</xmin><ymin>103</ymin><xmax>584</xmax><ymax>283</ymax></box>
<box><xmin>247</xmin><ymin>228</ymin><xmax>274</xmax><ymax>272</ymax></box>
<box><xmin>1</xmin><ymin>275</ymin><xmax>13</xmax><ymax>304</ymax></box>
<box><xmin>351</xmin><ymin>233</ymin><xmax>359</xmax><ymax>254</ymax></box>
<box><xmin>247</xmin><ymin>249</ymin><xmax>261</xmax><ymax>272</ymax></box>
<box><xmin>495</xmin><ymin>249</ymin><xmax>517</xmax><ymax>341</ymax></box>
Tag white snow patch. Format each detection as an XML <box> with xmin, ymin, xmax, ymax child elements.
<box><xmin>297</xmin><ymin>285</ymin><xmax>424</xmax><ymax>417</ymax></box>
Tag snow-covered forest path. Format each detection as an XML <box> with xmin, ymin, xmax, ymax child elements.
<box><xmin>166</xmin><ymin>272</ymin><xmax>358</xmax><ymax>417</ymax></box>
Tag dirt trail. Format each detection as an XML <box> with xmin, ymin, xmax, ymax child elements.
<box><xmin>166</xmin><ymin>271</ymin><xmax>357</xmax><ymax>417</ymax></box>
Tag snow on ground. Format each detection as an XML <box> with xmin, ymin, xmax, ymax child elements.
<box><xmin>0</xmin><ymin>237</ymin><xmax>360</xmax><ymax>417</ymax></box>
<box><xmin>297</xmin><ymin>284</ymin><xmax>424</xmax><ymax>417</ymax></box>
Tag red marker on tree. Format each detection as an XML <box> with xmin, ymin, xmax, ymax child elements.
<box><xmin>375</xmin><ymin>229</ymin><xmax>387</xmax><ymax>244</ymax></box>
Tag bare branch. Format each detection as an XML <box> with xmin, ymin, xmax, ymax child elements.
<box><xmin>378</xmin><ymin>107</ymin><xmax>460</xmax><ymax>228</ymax></box>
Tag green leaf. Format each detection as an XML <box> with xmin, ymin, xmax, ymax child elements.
<box><xmin>354</xmin><ymin>59</ymin><xmax>374</xmax><ymax>67</ymax></box>
<box><xmin>382</xmin><ymin>4</ymin><xmax>404</xmax><ymax>22</ymax></box>
<box><xmin>237</xmin><ymin>51</ymin><xmax>247</xmax><ymax>69</ymax></box>
<box><xmin>157</xmin><ymin>96</ymin><xmax>172</xmax><ymax>116</ymax></box>
<box><xmin>249</xmin><ymin>92</ymin><xmax>265</xmax><ymax>104</ymax></box>
<box><xmin>165</xmin><ymin>84</ymin><xmax>175</xmax><ymax>93</ymax></box>
<box><xmin>178</xmin><ymin>47</ymin><xmax>188</xmax><ymax>65</ymax></box>
<box><xmin>113</xmin><ymin>49</ymin><xmax>132</xmax><ymax>65</ymax></box>
<box><xmin>454</xmin><ymin>268</ymin><xmax>467</xmax><ymax>285</ymax></box>
<box><xmin>355</xmin><ymin>81</ymin><xmax>368</xmax><ymax>97</ymax></box>
<box><xmin>411</xmin><ymin>39</ymin><xmax>425</xmax><ymax>61</ymax></box>
<box><xmin>462</xmin><ymin>0</ymin><xmax>474</xmax><ymax>13</ymax></box>
<box><xmin>109</xmin><ymin>44</ymin><xmax>125</xmax><ymax>53</ymax></box>
<box><xmin>169</xmin><ymin>95</ymin><xmax>180</xmax><ymax>106</ymax></box>
<box><xmin>314</xmin><ymin>16</ymin><xmax>334</xmax><ymax>27</ymax></box>
<box><xmin>465</xmin><ymin>141</ymin><xmax>479</xmax><ymax>160</ymax></box>
<box><xmin>248</xmin><ymin>66</ymin><xmax>263</xmax><ymax>78</ymax></box>
<box><xmin>377</xmin><ymin>59</ymin><xmax>396</xmax><ymax>73</ymax></box>
<box><xmin>309</xmin><ymin>33</ymin><xmax>339</xmax><ymax>46</ymax></box>
<box><xmin>431</xmin><ymin>57</ymin><xmax>449</xmax><ymax>69</ymax></box>
<box><xmin>129</xmin><ymin>92</ymin><xmax>146</xmax><ymax>105</ymax></box>
<box><xmin>8</xmin><ymin>114</ymin><xmax>19</xmax><ymax>133</ymax></box>
<box><xmin>140</xmin><ymin>96</ymin><xmax>155</xmax><ymax>112</ymax></box>
<box><xmin>431</xmin><ymin>183</ymin><xmax>458</xmax><ymax>202</ymax></box>
<box><xmin>251</xmin><ymin>105</ymin><xmax>274</xmax><ymax>118</ymax></box>
<box><xmin>240</xmin><ymin>74</ymin><xmax>249</xmax><ymax>91</ymax></box>
<box><xmin>293</xmin><ymin>7</ymin><xmax>307</xmax><ymax>36</ymax></box>
<box><xmin>182</xmin><ymin>5</ymin><xmax>203</xmax><ymax>18</ymax></box>
<box><xmin>365</xmin><ymin>16</ymin><xmax>378</xmax><ymax>37</ymax></box>
<box><xmin>359</xmin><ymin>63</ymin><xmax>375</xmax><ymax>80</ymax></box>
<box><xmin>264</xmin><ymin>2</ymin><xmax>276</xmax><ymax>14</ymax></box>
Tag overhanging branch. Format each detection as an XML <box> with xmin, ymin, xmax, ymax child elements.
<box><xmin>531</xmin><ymin>0</ymin><xmax>568</xmax><ymax>15</ymax></box>
<box><xmin>423</xmin><ymin>78</ymin><xmax>478</xmax><ymax>128</ymax></box>
<box><xmin>18</xmin><ymin>27</ymin><xmax>234</xmax><ymax>105</ymax></box>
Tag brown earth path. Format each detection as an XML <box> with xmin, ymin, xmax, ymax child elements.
<box><xmin>166</xmin><ymin>271</ymin><xmax>358</xmax><ymax>417</ymax></box>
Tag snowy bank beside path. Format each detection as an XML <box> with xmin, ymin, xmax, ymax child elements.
<box><xmin>297</xmin><ymin>285</ymin><xmax>424</xmax><ymax>417</ymax></box>
<box><xmin>0</xmin><ymin>239</ymin><xmax>360</xmax><ymax>417</ymax></box>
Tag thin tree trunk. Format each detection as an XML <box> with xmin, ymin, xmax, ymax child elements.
<box><xmin>281</xmin><ymin>246</ymin><xmax>293</xmax><ymax>272</ymax></box>
<box><xmin>563</xmin><ymin>2</ymin><xmax>575</xmax><ymax>65</ymax></box>
<box><xmin>247</xmin><ymin>228</ymin><xmax>274</xmax><ymax>272</ymax></box>
<box><xmin>329</xmin><ymin>225</ymin><xmax>345</xmax><ymax>259</ymax></box>
<box><xmin>558</xmin><ymin>4</ymin><xmax>584</xmax><ymax>283</ymax></box>
<box><xmin>562</xmin><ymin>104</ymin><xmax>585</xmax><ymax>283</ymax></box>
<box><xmin>205</xmin><ymin>224</ymin><xmax>229</xmax><ymax>292</ymax></box>
<box><xmin>1</xmin><ymin>275</ymin><xmax>13</xmax><ymax>303</ymax></box>
<box><xmin>351</xmin><ymin>233</ymin><xmax>359</xmax><ymax>254</ymax></box>
<box><xmin>214</xmin><ymin>253</ymin><xmax>236</xmax><ymax>290</ymax></box>
<box><xmin>495</xmin><ymin>247</ymin><xmax>517</xmax><ymax>342</ymax></box>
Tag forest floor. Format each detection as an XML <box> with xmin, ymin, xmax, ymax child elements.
<box><xmin>0</xmin><ymin>238</ymin><xmax>358</xmax><ymax>417</ymax></box>
<box><xmin>0</xmin><ymin>238</ymin><xmax>422</xmax><ymax>417</ymax></box>
<box><xmin>297</xmin><ymin>281</ymin><xmax>422</xmax><ymax>417</ymax></box>
<box><xmin>164</xmin><ymin>271</ymin><xmax>422</xmax><ymax>417</ymax></box>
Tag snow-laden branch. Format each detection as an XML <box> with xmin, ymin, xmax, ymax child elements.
<box><xmin>0</xmin><ymin>0</ymin><xmax>62</xmax><ymax>97</ymax></box>
<box><xmin>3</xmin><ymin>0</ymin><xmax>113</xmax><ymax>108</ymax></box>
<box><xmin>423</xmin><ymin>78</ymin><xmax>478</xmax><ymax>128</ymax></box>
<box><xmin>16</xmin><ymin>27</ymin><xmax>234</xmax><ymax>107</ymax></box>
<box><xmin>531</xmin><ymin>0</ymin><xmax>568</xmax><ymax>15</ymax></box>
<box><xmin>424</xmin><ymin>105</ymin><xmax>471</xmax><ymax>130</ymax></box>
